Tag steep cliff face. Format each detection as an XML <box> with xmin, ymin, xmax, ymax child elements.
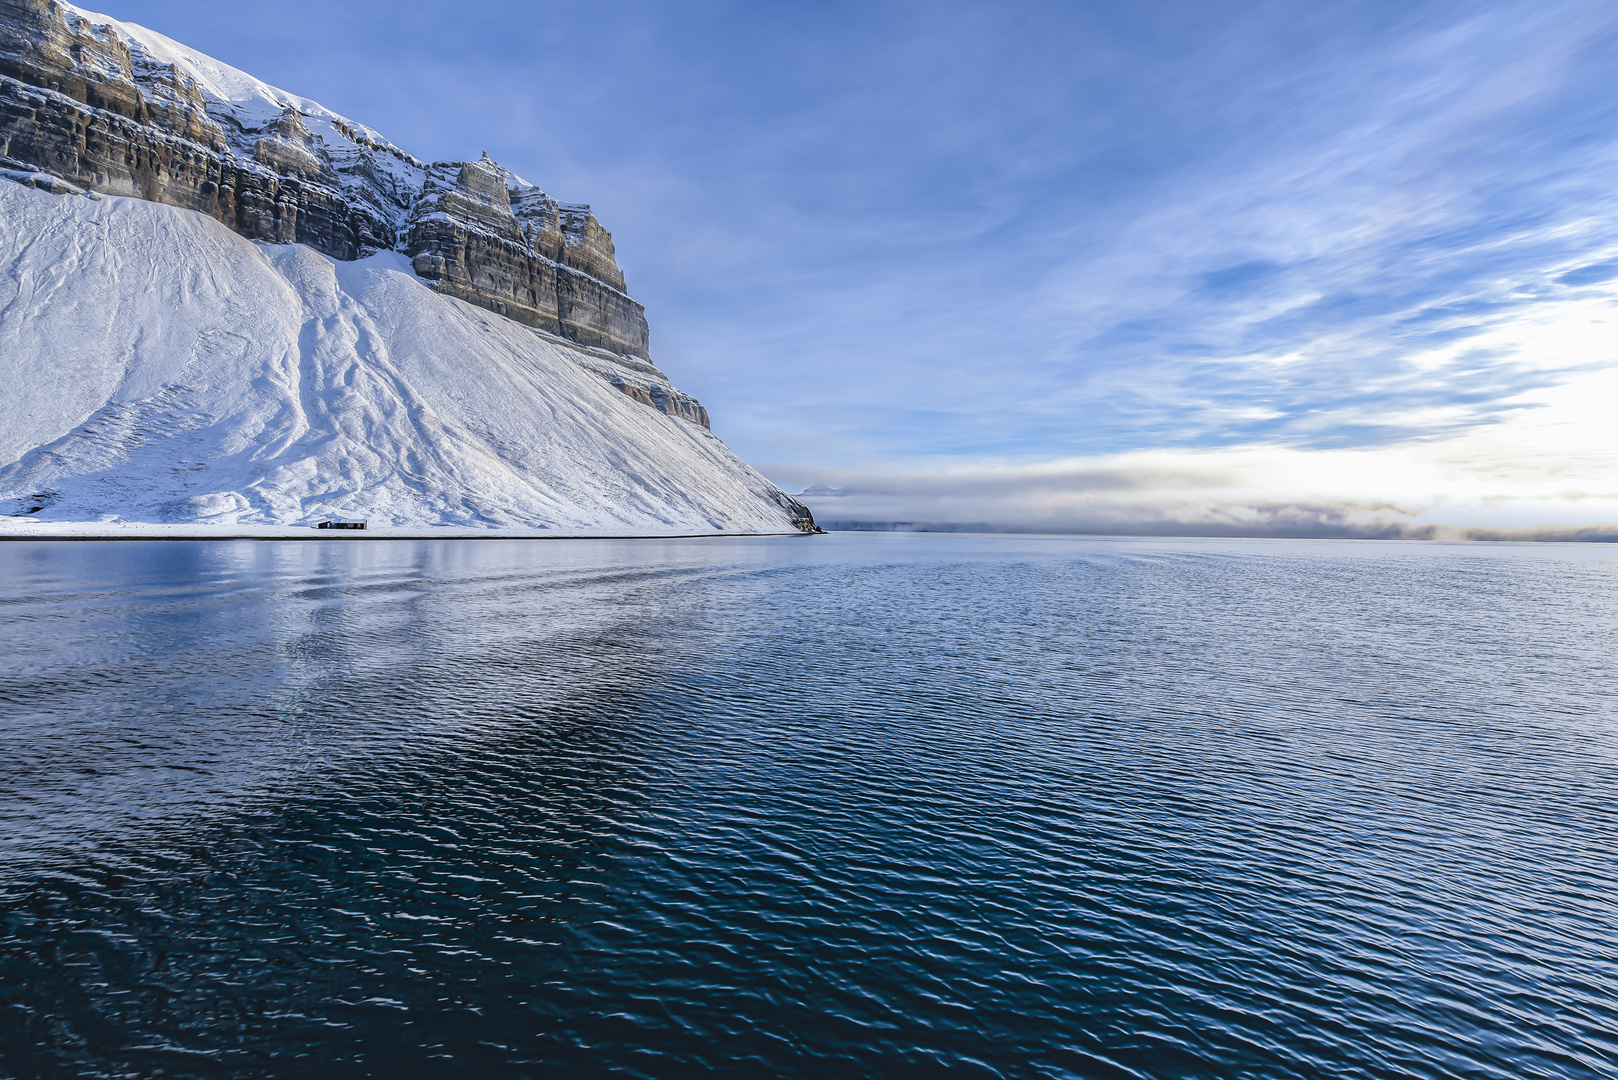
<box><xmin>404</xmin><ymin>158</ymin><xmax>650</xmax><ymax>359</ymax></box>
<box><xmin>0</xmin><ymin>0</ymin><xmax>665</xmax><ymax>381</ymax></box>
<box><xmin>0</xmin><ymin>0</ymin><xmax>407</xmax><ymax>258</ymax></box>
<box><xmin>0</xmin><ymin>0</ymin><xmax>820</xmax><ymax>533</ymax></box>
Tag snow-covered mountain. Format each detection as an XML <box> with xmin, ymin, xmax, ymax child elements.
<box><xmin>0</xmin><ymin>0</ymin><xmax>815</xmax><ymax>532</ymax></box>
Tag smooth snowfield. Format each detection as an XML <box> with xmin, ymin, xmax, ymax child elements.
<box><xmin>0</xmin><ymin>183</ymin><xmax>803</xmax><ymax>532</ymax></box>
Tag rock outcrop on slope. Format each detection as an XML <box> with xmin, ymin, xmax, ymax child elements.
<box><xmin>0</xmin><ymin>1</ymin><xmax>814</xmax><ymax>532</ymax></box>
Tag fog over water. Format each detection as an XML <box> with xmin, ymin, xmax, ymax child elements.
<box><xmin>2</xmin><ymin>534</ymin><xmax>1615</xmax><ymax>1077</ymax></box>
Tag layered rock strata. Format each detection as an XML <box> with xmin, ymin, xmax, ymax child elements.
<box><xmin>0</xmin><ymin>0</ymin><xmax>686</xmax><ymax>413</ymax></box>
<box><xmin>406</xmin><ymin>157</ymin><xmax>649</xmax><ymax>358</ymax></box>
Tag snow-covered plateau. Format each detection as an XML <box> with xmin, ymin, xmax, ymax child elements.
<box><xmin>0</xmin><ymin>1</ymin><xmax>815</xmax><ymax>534</ymax></box>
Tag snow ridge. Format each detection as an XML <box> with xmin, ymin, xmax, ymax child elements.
<box><xmin>61</xmin><ymin>2</ymin><xmax>423</xmax><ymax>187</ymax></box>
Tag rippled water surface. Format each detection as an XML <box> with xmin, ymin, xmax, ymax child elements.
<box><xmin>1</xmin><ymin>533</ymin><xmax>1615</xmax><ymax>1078</ymax></box>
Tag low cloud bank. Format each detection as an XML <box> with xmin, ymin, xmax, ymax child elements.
<box><xmin>773</xmin><ymin>446</ymin><xmax>1618</xmax><ymax>540</ymax></box>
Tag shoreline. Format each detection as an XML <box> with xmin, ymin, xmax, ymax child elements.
<box><xmin>0</xmin><ymin>524</ymin><xmax>813</xmax><ymax>542</ymax></box>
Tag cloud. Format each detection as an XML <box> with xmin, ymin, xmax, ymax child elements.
<box><xmin>788</xmin><ymin>449</ymin><xmax>1618</xmax><ymax>538</ymax></box>
<box><xmin>775</xmin><ymin>357</ymin><xmax>1618</xmax><ymax>537</ymax></box>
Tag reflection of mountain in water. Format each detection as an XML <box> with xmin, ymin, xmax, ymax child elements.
<box><xmin>4</xmin><ymin>535</ymin><xmax>1616</xmax><ymax>1078</ymax></box>
<box><xmin>0</xmin><ymin>538</ymin><xmax>724</xmax><ymax>870</ymax></box>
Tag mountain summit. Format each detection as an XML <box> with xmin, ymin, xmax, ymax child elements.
<box><xmin>0</xmin><ymin>0</ymin><xmax>816</xmax><ymax>532</ymax></box>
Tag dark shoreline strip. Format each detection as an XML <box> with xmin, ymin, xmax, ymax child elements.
<box><xmin>0</xmin><ymin>531</ymin><xmax>814</xmax><ymax>543</ymax></box>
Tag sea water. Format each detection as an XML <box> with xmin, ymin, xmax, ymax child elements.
<box><xmin>0</xmin><ymin>533</ymin><xmax>1614</xmax><ymax>1078</ymax></box>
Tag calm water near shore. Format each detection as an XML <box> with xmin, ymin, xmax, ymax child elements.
<box><xmin>1</xmin><ymin>533</ymin><xmax>1614</xmax><ymax>1078</ymax></box>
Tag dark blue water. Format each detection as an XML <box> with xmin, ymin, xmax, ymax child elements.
<box><xmin>1</xmin><ymin>534</ymin><xmax>1615</xmax><ymax>1078</ymax></box>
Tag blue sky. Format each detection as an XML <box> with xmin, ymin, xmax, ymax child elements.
<box><xmin>98</xmin><ymin>0</ymin><xmax>1618</xmax><ymax>533</ymax></box>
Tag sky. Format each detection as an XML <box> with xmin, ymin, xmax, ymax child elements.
<box><xmin>96</xmin><ymin>0</ymin><xmax>1618</xmax><ymax>536</ymax></box>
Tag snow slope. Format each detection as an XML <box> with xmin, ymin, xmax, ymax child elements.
<box><xmin>0</xmin><ymin>182</ymin><xmax>806</xmax><ymax>532</ymax></box>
